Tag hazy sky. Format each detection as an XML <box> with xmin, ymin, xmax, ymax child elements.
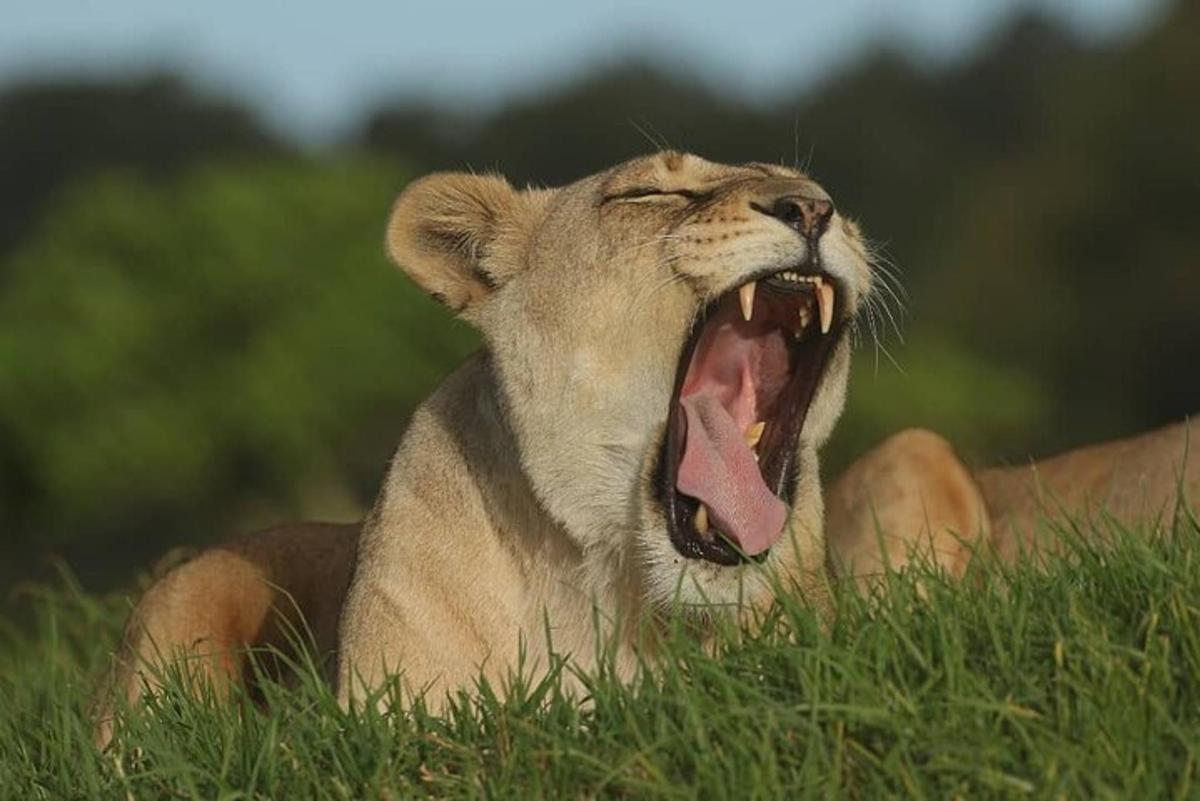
<box><xmin>2</xmin><ymin>0</ymin><xmax>1165</xmax><ymax>140</ymax></box>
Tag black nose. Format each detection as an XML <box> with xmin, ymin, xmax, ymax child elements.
<box><xmin>766</xmin><ymin>195</ymin><xmax>833</xmax><ymax>239</ymax></box>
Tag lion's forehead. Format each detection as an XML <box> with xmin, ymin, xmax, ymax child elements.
<box><xmin>598</xmin><ymin>152</ymin><xmax>806</xmax><ymax>196</ymax></box>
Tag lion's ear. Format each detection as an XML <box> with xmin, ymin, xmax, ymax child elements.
<box><xmin>386</xmin><ymin>172</ymin><xmax>534</xmax><ymax>312</ymax></box>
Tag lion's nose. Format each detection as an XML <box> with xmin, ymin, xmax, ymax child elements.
<box><xmin>763</xmin><ymin>195</ymin><xmax>834</xmax><ymax>240</ymax></box>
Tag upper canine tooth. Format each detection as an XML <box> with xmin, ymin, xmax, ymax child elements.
<box><xmin>738</xmin><ymin>281</ymin><xmax>756</xmax><ymax>322</ymax></box>
<box><xmin>745</xmin><ymin>421</ymin><xmax>765</xmax><ymax>448</ymax></box>
<box><xmin>694</xmin><ymin>503</ymin><xmax>710</xmax><ymax>535</ymax></box>
<box><xmin>817</xmin><ymin>282</ymin><xmax>835</xmax><ymax>334</ymax></box>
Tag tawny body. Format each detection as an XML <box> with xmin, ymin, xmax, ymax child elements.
<box><xmin>97</xmin><ymin>415</ymin><xmax>1199</xmax><ymax>745</ymax></box>
<box><xmin>94</xmin><ymin>522</ymin><xmax>356</xmax><ymax>746</ymax></box>
<box><xmin>93</xmin><ymin>152</ymin><xmax>1199</xmax><ymax>746</ymax></box>
<box><xmin>826</xmin><ymin>419</ymin><xmax>1200</xmax><ymax>589</ymax></box>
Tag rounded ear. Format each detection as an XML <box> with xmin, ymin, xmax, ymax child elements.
<box><xmin>385</xmin><ymin>172</ymin><xmax>536</xmax><ymax>312</ymax></box>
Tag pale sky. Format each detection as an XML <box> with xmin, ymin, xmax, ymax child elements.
<box><xmin>1</xmin><ymin>0</ymin><xmax>1166</xmax><ymax>141</ymax></box>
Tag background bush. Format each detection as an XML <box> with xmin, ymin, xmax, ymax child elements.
<box><xmin>0</xmin><ymin>161</ymin><xmax>477</xmax><ymax>590</ymax></box>
<box><xmin>0</xmin><ymin>3</ymin><xmax>1197</xmax><ymax>595</ymax></box>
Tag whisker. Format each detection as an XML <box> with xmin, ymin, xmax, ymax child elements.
<box><xmin>861</xmin><ymin>242</ymin><xmax>908</xmax><ymax>345</ymax></box>
<box><xmin>800</xmin><ymin>140</ymin><xmax>816</xmax><ymax>175</ymax></box>
<box><xmin>627</xmin><ymin>259</ymin><xmax>691</xmax><ymax>315</ymax></box>
<box><xmin>865</xmin><ymin>299</ymin><xmax>880</xmax><ymax>363</ymax></box>
<box><xmin>871</xmin><ymin>282</ymin><xmax>907</xmax><ymax>343</ymax></box>
<box><xmin>871</xmin><ymin>264</ymin><xmax>909</xmax><ymax>307</ymax></box>
<box><xmin>862</xmin><ymin>290</ymin><xmax>906</xmax><ymax>375</ymax></box>
<box><xmin>792</xmin><ymin>116</ymin><xmax>800</xmax><ymax>171</ymax></box>
<box><xmin>611</xmin><ymin>232</ymin><xmax>687</xmax><ymax>260</ymax></box>
<box><xmin>629</xmin><ymin>119</ymin><xmax>673</xmax><ymax>153</ymax></box>
<box><xmin>873</xmin><ymin>336</ymin><xmax>905</xmax><ymax>375</ymax></box>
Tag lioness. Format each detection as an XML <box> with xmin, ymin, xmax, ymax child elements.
<box><xmin>94</xmin><ymin>152</ymin><xmax>1199</xmax><ymax>746</ymax></box>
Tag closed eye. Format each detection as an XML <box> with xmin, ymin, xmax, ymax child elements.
<box><xmin>601</xmin><ymin>186</ymin><xmax>710</xmax><ymax>204</ymax></box>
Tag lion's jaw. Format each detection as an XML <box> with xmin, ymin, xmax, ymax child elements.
<box><xmin>387</xmin><ymin>152</ymin><xmax>873</xmax><ymax>612</ymax></box>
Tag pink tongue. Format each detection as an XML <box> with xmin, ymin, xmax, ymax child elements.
<box><xmin>677</xmin><ymin>394</ymin><xmax>787</xmax><ymax>556</ymax></box>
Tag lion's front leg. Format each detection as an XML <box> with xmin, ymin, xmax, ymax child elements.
<box><xmin>825</xmin><ymin>428</ymin><xmax>991</xmax><ymax>590</ymax></box>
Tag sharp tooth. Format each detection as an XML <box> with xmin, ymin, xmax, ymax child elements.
<box><xmin>694</xmin><ymin>504</ymin><xmax>710</xmax><ymax>535</ymax></box>
<box><xmin>799</xmin><ymin>305</ymin><xmax>812</xmax><ymax>329</ymax></box>
<box><xmin>738</xmin><ymin>281</ymin><xmax>756</xmax><ymax>322</ymax></box>
<box><xmin>746</xmin><ymin>421</ymin><xmax>765</xmax><ymax>448</ymax></box>
<box><xmin>817</xmin><ymin>282</ymin><xmax>835</xmax><ymax>334</ymax></box>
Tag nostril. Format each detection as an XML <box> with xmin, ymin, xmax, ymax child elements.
<box><xmin>765</xmin><ymin>195</ymin><xmax>834</xmax><ymax>239</ymax></box>
<box><xmin>772</xmin><ymin>197</ymin><xmax>806</xmax><ymax>226</ymax></box>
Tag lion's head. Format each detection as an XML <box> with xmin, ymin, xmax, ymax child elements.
<box><xmin>386</xmin><ymin>152</ymin><xmax>873</xmax><ymax>608</ymax></box>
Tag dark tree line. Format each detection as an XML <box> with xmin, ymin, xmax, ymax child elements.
<box><xmin>0</xmin><ymin>3</ymin><xmax>1196</xmax><ymax>594</ymax></box>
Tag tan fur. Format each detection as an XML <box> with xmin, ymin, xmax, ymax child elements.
<box><xmin>976</xmin><ymin>417</ymin><xmax>1200</xmax><ymax>561</ymax></box>
<box><xmin>338</xmin><ymin>153</ymin><xmax>873</xmax><ymax>704</ymax></box>
<box><xmin>94</xmin><ymin>522</ymin><xmax>356</xmax><ymax>747</ymax></box>
<box><xmin>94</xmin><ymin>151</ymin><xmax>1198</xmax><ymax>747</ymax></box>
<box><xmin>825</xmin><ymin>429</ymin><xmax>989</xmax><ymax>589</ymax></box>
<box><xmin>97</xmin><ymin>153</ymin><xmax>871</xmax><ymax>741</ymax></box>
<box><xmin>825</xmin><ymin>419</ymin><xmax>1199</xmax><ymax>588</ymax></box>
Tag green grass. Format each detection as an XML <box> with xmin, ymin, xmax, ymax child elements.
<box><xmin>3</xmin><ymin>517</ymin><xmax>1200</xmax><ymax>799</ymax></box>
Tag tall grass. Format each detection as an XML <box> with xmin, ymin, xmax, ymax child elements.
<box><xmin>3</xmin><ymin>517</ymin><xmax>1199</xmax><ymax>799</ymax></box>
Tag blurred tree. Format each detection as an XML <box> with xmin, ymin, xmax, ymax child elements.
<box><xmin>357</xmin><ymin>13</ymin><xmax>1091</xmax><ymax>286</ymax></box>
<box><xmin>928</xmin><ymin>0</ymin><xmax>1200</xmax><ymax>454</ymax></box>
<box><xmin>361</xmin><ymin>4</ymin><xmax>1198</xmax><ymax>462</ymax></box>
<box><xmin>0</xmin><ymin>74</ymin><xmax>287</xmax><ymax>260</ymax></box>
<box><xmin>2</xmin><ymin>3</ymin><xmax>1197</xmax><ymax>594</ymax></box>
<box><xmin>365</xmin><ymin>64</ymin><xmax>774</xmax><ymax>187</ymax></box>
<box><xmin>0</xmin><ymin>160</ymin><xmax>477</xmax><ymax>591</ymax></box>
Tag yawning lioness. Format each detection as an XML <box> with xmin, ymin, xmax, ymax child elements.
<box><xmin>94</xmin><ymin>152</ymin><xmax>1198</xmax><ymax>746</ymax></box>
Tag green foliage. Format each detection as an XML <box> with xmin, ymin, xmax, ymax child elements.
<box><xmin>362</xmin><ymin>5</ymin><xmax>1200</xmax><ymax>461</ymax></box>
<box><xmin>2</xmin><ymin>4</ymin><xmax>1198</xmax><ymax>592</ymax></box>
<box><xmin>0</xmin><ymin>74</ymin><xmax>286</xmax><ymax>258</ymax></box>
<box><xmin>0</xmin><ymin>160</ymin><xmax>478</xmax><ymax>576</ymax></box>
<box><xmin>3</xmin><ymin>524</ymin><xmax>1199</xmax><ymax>798</ymax></box>
<box><xmin>831</xmin><ymin>332</ymin><xmax>1049</xmax><ymax>471</ymax></box>
<box><xmin>925</xmin><ymin>3</ymin><xmax>1200</xmax><ymax>452</ymax></box>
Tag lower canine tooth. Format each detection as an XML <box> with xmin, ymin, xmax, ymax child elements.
<box><xmin>746</xmin><ymin>421</ymin><xmax>765</xmax><ymax>448</ymax></box>
<box><xmin>738</xmin><ymin>281</ymin><xmax>756</xmax><ymax>322</ymax></box>
<box><xmin>817</xmin><ymin>282</ymin><xmax>835</xmax><ymax>334</ymax></box>
<box><xmin>694</xmin><ymin>504</ymin><xmax>710</xmax><ymax>535</ymax></box>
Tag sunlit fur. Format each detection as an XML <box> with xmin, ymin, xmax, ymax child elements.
<box><xmin>338</xmin><ymin>152</ymin><xmax>872</xmax><ymax>702</ymax></box>
<box><xmin>95</xmin><ymin>153</ymin><xmax>1200</xmax><ymax>743</ymax></box>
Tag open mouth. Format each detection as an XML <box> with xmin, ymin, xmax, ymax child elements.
<box><xmin>658</xmin><ymin>267</ymin><xmax>845</xmax><ymax>565</ymax></box>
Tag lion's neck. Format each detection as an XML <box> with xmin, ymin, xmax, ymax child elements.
<box><xmin>356</xmin><ymin>352</ymin><xmax>644</xmax><ymax>680</ymax></box>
